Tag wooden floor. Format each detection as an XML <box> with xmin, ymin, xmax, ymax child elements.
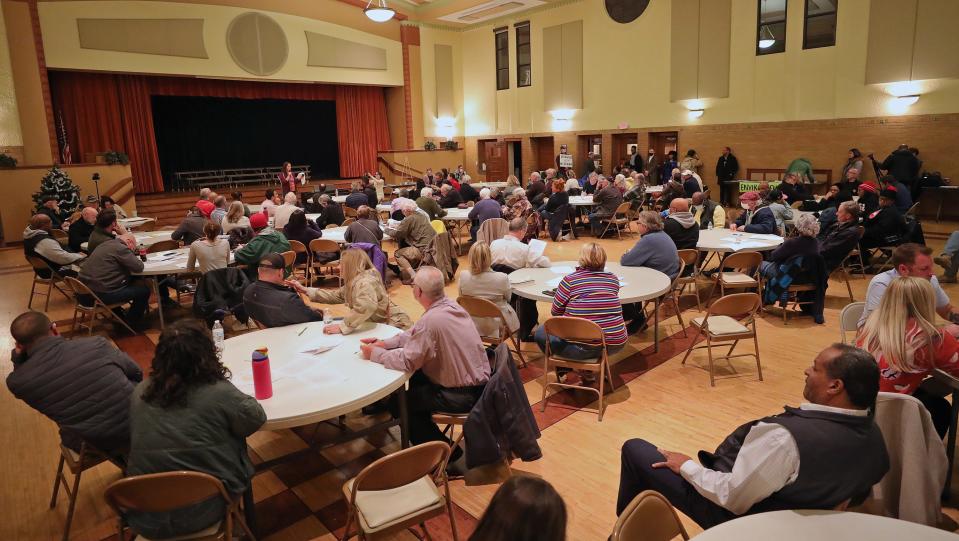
<box><xmin>2</xmin><ymin>221</ymin><xmax>959</xmax><ymax>540</ymax></box>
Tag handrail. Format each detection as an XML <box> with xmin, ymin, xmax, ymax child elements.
<box><xmin>377</xmin><ymin>156</ymin><xmax>424</xmax><ymax>179</ymax></box>
<box><xmin>102</xmin><ymin>176</ymin><xmax>136</xmax><ymax>208</ymax></box>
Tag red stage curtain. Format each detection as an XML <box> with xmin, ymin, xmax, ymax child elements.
<box><xmin>335</xmin><ymin>85</ymin><xmax>391</xmax><ymax>178</ymax></box>
<box><xmin>49</xmin><ymin>71</ymin><xmax>388</xmax><ymax>192</ymax></box>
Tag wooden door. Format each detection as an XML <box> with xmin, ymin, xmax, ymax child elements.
<box><xmin>534</xmin><ymin>137</ymin><xmax>554</xmax><ymax>171</ymax></box>
<box><xmin>484</xmin><ymin>141</ymin><xmax>508</xmax><ymax>182</ymax></box>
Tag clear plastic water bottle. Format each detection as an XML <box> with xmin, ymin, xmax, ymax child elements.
<box><xmin>323</xmin><ymin>310</ymin><xmax>333</xmax><ymax>326</ymax></box>
<box><xmin>212</xmin><ymin>320</ymin><xmax>225</xmax><ymax>360</ymax></box>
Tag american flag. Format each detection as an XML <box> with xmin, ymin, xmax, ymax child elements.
<box><xmin>55</xmin><ymin>110</ymin><xmax>71</xmax><ymax>164</ymax></box>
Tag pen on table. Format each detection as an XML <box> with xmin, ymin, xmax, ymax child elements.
<box><xmin>297</xmin><ymin>326</ymin><xmax>307</xmax><ymax>336</ymax></box>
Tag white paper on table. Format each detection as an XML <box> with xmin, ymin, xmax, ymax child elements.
<box><xmin>720</xmin><ymin>240</ymin><xmax>772</xmax><ymax>250</ymax></box>
<box><xmin>528</xmin><ymin>238</ymin><xmax>547</xmax><ymax>260</ymax></box>
<box><xmin>551</xmin><ymin>265</ymin><xmax>575</xmax><ymax>274</ymax></box>
<box><xmin>746</xmin><ymin>234</ymin><xmax>782</xmax><ymax>241</ymax></box>
<box><xmin>509</xmin><ymin>276</ymin><xmax>534</xmax><ymax>285</ymax></box>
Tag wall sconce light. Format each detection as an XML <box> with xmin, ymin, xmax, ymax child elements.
<box><xmin>550</xmin><ymin>109</ymin><xmax>574</xmax><ymax>121</ymax></box>
<box><xmin>893</xmin><ymin>94</ymin><xmax>920</xmax><ymax>106</ymax></box>
<box><xmin>436</xmin><ymin>116</ymin><xmax>455</xmax><ymax>139</ymax></box>
<box><xmin>688</xmin><ymin>108</ymin><xmax>704</xmax><ymax>119</ymax></box>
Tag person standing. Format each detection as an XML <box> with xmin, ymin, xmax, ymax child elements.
<box><xmin>716</xmin><ymin>147</ymin><xmax>739</xmax><ymax>207</ymax></box>
<box><xmin>679</xmin><ymin>149</ymin><xmax>703</xmax><ymax>177</ymax></box>
<box><xmin>842</xmin><ymin>149</ymin><xmax>864</xmax><ymax>182</ymax></box>
<box><xmin>644</xmin><ymin>148</ymin><xmax>660</xmax><ymax>185</ymax></box>
<box><xmin>278</xmin><ymin>161</ymin><xmax>301</xmax><ymax>196</ymax></box>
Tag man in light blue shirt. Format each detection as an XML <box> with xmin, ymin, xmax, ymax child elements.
<box><xmin>858</xmin><ymin>243</ymin><xmax>958</xmax><ymax>332</ymax></box>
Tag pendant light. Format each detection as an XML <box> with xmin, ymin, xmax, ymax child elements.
<box><xmin>758</xmin><ymin>0</ymin><xmax>775</xmax><ymax>49</ymax></box>
<box><xmin>365</xmin><ymin>0</ymin><xmax>395</xmax><ymax>22</ymax></box>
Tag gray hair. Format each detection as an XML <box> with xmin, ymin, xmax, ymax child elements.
<box><xmin>413</xmin><ymin>266</ymin><xmax>445</xmax><ymax>300</ymax></box>
<box><xmin>402</xmin><ymin>200</ymin><xmax>418</xmax><ymax>213</ymax></box>
<box><xmin>513</xmin><ymin>188</ymin><xmax>526</xmax><ymax>199</ymax></box>
<box><xmin>545</xmin><ymin>168</ymin><xmax>556</xmax><ymax>178</ymax></box>
<box><xmin>461</xmin><ymin>174</ymin><xmax>472</xmax><ymax>184</ymax></box>
<box><xmin>440</xmin><ymin>184</ymin><xmax>451</xmax><ymax>193</ymax></box>
<box><xmin>284</xmin><ymin>192</ymin><xmax>298</xmax><ymax>204</ymax></box>
<box><xmin>636</xmin><ymin>210</ymin><xmax>664</xmax><ymax>232</ymax></box>
<box><xmin>795</xmin><ymin>212</ymin><xmax>821</xmax><ymax>237</ymax></box>
<box><xmin>421</xmin><ymin>187</ymin><xmax>434</xmax><ymax>198</ymax></box>
<box><xmin>530</xmin><ymin>172</ymin><xmax>542</xmax><ymax>182</ymax></box>
<box><xmin>480</xmin><ymin>188</ymin><xmax>491</xmax><ymax>199</ymax></box>
<box><xmin>839</xmin><ymin>200</ymin><xmax>861</xmax><ymax>219</ymax></box>
<box><xmin>319</xmin><ymin>194</ymin><xmax>331</xmax><ymax>203</ymax></box>
<box><xmin>199</xmin><ymin>188</ymin><xmax>211</xmax><ymax>198</ymax></box>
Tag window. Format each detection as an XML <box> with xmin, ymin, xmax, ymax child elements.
<box><xmin>803</xmin><ymin>0</ymin><xmax>838</xmax><ymax>49</ymax></box>
<box><xmin>757</xmin><ymin>0</ymin><xmax>787</xmax><ymax>55</ymax></box>
<box><xmin>494</xmin><ymin>28</ymin><xmax>509</xmax><ymax>90</ymax></box>
<box><xmin>515</xmin><ymin>22</ymin><xmax>531</xmax><ymax>87</ymax></box>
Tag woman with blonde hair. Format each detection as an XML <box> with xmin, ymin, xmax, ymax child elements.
<box><xmin>288</xmin><ymin>249</ymin><xmax>411</xmax><ymax>334</ymax></box>
<box><xmin>505</xmin><ymin>174</ymin><xmax>520</xmax><ymax>192</ymax></box>
<box><xmin>221</xmin><ymin>201</ymin><xmax>251</xmax><ymax>234</ymax></box>
<box><xmin>857</xmin><ymin>276</ymin><xmax>959</xmax><ymax>436</ymax></box>
<box><xmin>459</xmin><ymin>241</ymin><xmax>519</xmax><ymax>337</ymax></box>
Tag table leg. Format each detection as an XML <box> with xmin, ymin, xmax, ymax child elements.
<box><xmin>654</xmin><ymin>297</ymin><xmax>660</xmax><ymax>353</ymax></box>
<box><xmin>945</xmin><ymin>390</ymin><xmax>959</xmax><ymax>498</ymax></box>
<box><xmin>938</xmin><ymin>197</ymin><xmax>945</xmax><ymax>223</ymax></box>
<box><xmin>151</xmin><ymin>277</ymin><xmax>165</xmax><ymax>329</ymax></box>
<box><xmin>398</xmin><ymin>384</ymin><xmax>409</xmax><ymax>449</ymax></box>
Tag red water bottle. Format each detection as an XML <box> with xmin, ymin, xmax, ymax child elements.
<box><xmin>252</xmin><ymin>347</ymin><xmax>273</xmax><ymax>400</ymax></box>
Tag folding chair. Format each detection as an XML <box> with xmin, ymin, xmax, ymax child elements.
<box><xmin>839</xmin><ymin>302</ymin><xmax>865</xmax><ymax>344</ymax></box>
<box><xmin>457</xmin><ymin>295</ymin><xmax>526</xmax><ymax>367</ymax></box>
<box><xmin>51</xmin><ymin>439</ymin><xmax>113</xmax><ymax>541</ymax></box>
<box><xmin>63</xmin><ymin>277</ymin><xmax>137</xmax><ymax>336</ymax></box>
<box><xmin>714</xmin><ymin>251</ymin><xmax>762</xmax><ymax>298</ymax></box>
<box><xmin>288</xmin><ymin>239</ymin><xmax>310</xmax><ymax>284</ymax></box>
<box><xmin>599</xmin><ymin>202</ymin><xmax>633</xmax><ymax>239</ymax></box>
<box><xmin>146</xmin><ymin>239</ymin><xmax>180</xmax><ymax>253</ymax></box>
<box><xmin>681</xmin><ymin>292</ymin><xmax>763</xmax><ymax>386</ymax></box>
<box><xmin>26</xmin><ymin>256</ymin><xmax>72</xmax><ymax>311</ymax></box>
<box><xmin>611</xmin><ymin>490</ymin><xmax>689</xmax><ymax>541</ymax></box>
<box><xmin>309</xmin><ymin>238</ymin><xmax>342</xmax><ymax>285</ymax></box>
<box><xmin>675</xmin><ymin>249</ymin><xmax>702</xmax><ymax>311</ymax></box>
<box><xmin>540</xmin><ymin>316</ymin><xmax>615</xmax><ymax>421</ymax></box>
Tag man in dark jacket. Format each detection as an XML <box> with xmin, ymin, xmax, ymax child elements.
<box><xmin>37</xmin><ymin>196</ymin><xmax>69</xmax><ymax>229</ymax></box>
<box><xmin>819</xmin><ymin>201</ymin><xmax>862</xmax><ymax>272</ymax></box>
<box><xmin>345</xmin><ymin>181</ymin><xmax>370</xmax><ymax>210</ymax></box>
<box><xmin>880</xmin><ymin>144</ymin><xmax>920</xmax><ymax>190</ymax></box>
<box><xmin>243</xmin><ymin>253</ymin><xmax>322</xmax><ymax>327</ymax></box>
<box><xmin>664</xmin><ymin>198</ymin><xmax>699</xmax><ymax>250</ymax></box>
<box><xmin>715</xmin><ymin>147</ymin><xmax>739</xmax><ymax>206</ymax></box>
<box><xmin>860</xmin><ymin>189</ymin><xmax>907</xmax><ymax>262</ymax></box>
<box><xmin>171</xmin><ymin>207</ymin><xmax>206</xmax><ymax>246</ymax></box>
<box><xmin>526</xmin><ymin>172</ymin><xmax>548</xmax><ymax>206</ymax></box>
<box><xmin>79</xmin><ymin>233</ymin><xmax>158</xmax><ymax>325</ymax></box>
<box><xmin>438</xmin><ymin>184</ymin><xmax>463</xmax><ymax>208</ymax></box>
<box><xmin>589</xmin><ymin>178</ymin><xmax>624</xmax><ymax>235</ymax></box>
<box><xmin>616</xmin><ymin>344</ymin><xmax>889</xmax><ymax>529</ymax></box>
<box><xmin>316</xmin><ymin>194</ymin><xmax>345</xmax><ymax>227</ymax></box>
<box><xmin>7</xmin><ymin>310</ymin><xmax>142</xmax><ymax>455</ymax></box>
<box><xmin>87</xmin><ymin>210</ymin><xmax>122</xmax><ymax>253</ymax></box>
<box><xmin>68</xmin><ymin>207</ymin><xmax>98</xmax><ymax>252</ymax></box>
<box><xmin>779</xmin><ymin>173</ymin><xmax>810</xmax><ymax>206</ymax></box>
<box><xmin>458</xmin><ymin>176</ymin><xmax>480</xmax><ymax>203</ymax></box>
<box><xmin>732</xmin><ymin>191</ymin><xmax>777</xmax><ymax>234</ymax></box>
<box><xmin>23</xmin><ymin>214</ymin><xmax>85</xmax><ymax>277</ymax></box>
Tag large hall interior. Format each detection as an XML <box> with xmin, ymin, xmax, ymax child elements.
<box><xmin>3</xmin><ymin>0</ymin><xmax>959</xmax><ymax>540</ymax></box>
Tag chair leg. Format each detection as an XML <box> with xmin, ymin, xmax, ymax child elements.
<box><xmin>597</xmin><ymin>359</ymin><xmax>606</xmax><ymax>422</ymax></box>
<box><xmin>680</xmin><ymin>330</ymin><xmax>699</xmax><ymax>365</ymax></box>
<box><xmin>509</xmin><ymin>333</ymin><xmax>527</xmax><ymax>368</ymax></box>
<box><xmin>753</xmin><ymin>332</ymin><xmax>764</xmax><ymax>381</ymax></box>
<box><xmin>44</xmin><ymin>279</ymin><xmax>53</xmax><ymax>312</ymax></box>
<box><xmin>446</xmin><ymin>495</ymin><xmax>460</xmax><ymax>541</ymax></box>
<box><xmin>540</xmin><ymin>352</ymin><xmax>550</xmax><ymax>412</ymax></box>
<box><xmin>62</xmin><ymin>466</ymin><xmax>83</xmax><ymax>541</ymax></box>
<box><xmin>843</xmin><ymin>271</ymin><xmax>854</xmax><ymax>302</ymax></box>
<box><xmin>105</xmin><ymin>305</ymin><xmax>137</xmax><ymax>336</ymax></box>
<box><xmin>706</xmin><ymin>335</ymin><xmax>716</xmax><ymax>387</ymax></box>
<box><xmin>726</xmin><ymin>339</ymin><xmax>739</xmax><ymax>357</ymax></box>
<box><xmin>28</xmin><ymin>279</ymin><xmax>37</xmax><ymax>309</ymax></box>
<box><xmin>49</xmin><ymin>454</ymin><xmax>65</xmax><ymax>508</ymax></box>
<box><xmin>672</xmin><ymin>292</ymin><xmax>685</xmax><ymax>336</ymax></box>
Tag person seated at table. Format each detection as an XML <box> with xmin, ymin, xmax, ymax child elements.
<box><xmin>858</xmin><ymin>276</ymin><xmax>959</xmax><ymax>437</ymax></box>
<box><xmin>126</xmin><ymin>319</ymin><xmax>266</xmax><ymax>539</ymax></box>
<box><xmin>779</xmin><ymin>172</ymin><xmax>810</xmax><ymax>206</ymax></box>
<box><xmin>459</xmin><ymin>241</ymin><xmax>519</xmax><ymax>338</ymax></box>
<box><xmin>87</xmin><ymin>210</ymin><xmax>123</xmax><ymax>253</ymax></box>
<box><xmin>260</xmin><ymin>189</ymin><xmax>281</xmax><ymax>217</ymax></box>
<box><xmin>234</xmin><ymin>213</ymin><xmax>292</xmax><ymax>272</ymax></box>
<box><xmin>37</xmin><ymin>196</ymin><xmax>69</xmax><ymax>229</ymax></box>
<box><xmin>616</xmin><ymin>344</ymin><xmax>890</xmax><ymax>529</ymax></box>
<box><xmin>289</xmin><ymin>249</ymin><xmax>411</xmax><ymax>334</ymax></box>
<box><xmin>491</xmin><ymin>218</ymin><xmax>550</xmax><ymax>341</ymax></box>
<box><xmin>171</xmin><ymin>206</ymin><xmax>207</xmax><ymax>246</ymax></box>
<box><xmin>807</xmin><ymin>184</ymin><xmax>851</xmax><ymax>213</ymax></box>
<box><xmin>390</xmin><ymin>189</ymin><xmax>414</xmax><ymax>221</ymax></box>
<box><xmin>7</xmin><ymin>310</ymin><xmax>142</xmax><ymax>459</ymax></box>
<box><xmin>469</xmin><ymin>476</ymin><xmax>567</xmax><ymax>541</ymax></box>
<box><xmin>344</xmin><ymin>205</ymin><xmax>384</xmax><ymax>246</ymax></box>
<box><xmin>764</xmin><ymin>189</ymin><xmax>793</xmax><ymax>234</ymax></box>
<box><xmin>282</xmin><ymin>210</ymin><xmax>322</xmax><ymax>264</ymax></box>
<box><xmin>526</xmin><ymin>172</ymin><xmax>548</xmax><ymax>207</ymax></box>
<box><xmin>345</xmin><ymin>180</ymin><xmax>369</xmax><ymax>210</ymax></box>
<box><xmin>230</xmin><ymin>190</ymin><xmax>251</xmax><ymax>217</ymax></box>
<box><xmin>272</xmin><ymin>192</ymin><xmax>300</xmax><ymax>231</ymax></box>
<box><xmin>210</xmin><ymin>195</ymin><xmax>228</xmax><ymax>225</ymax></box>
<box><xmin>505</xmin><ymin>174</ymin><xmax>521</xmax><ymax>194</ymax></box>
<box><xmin>469</xmin><ymin>188</ymin><xmax>504</xmax><ymax>241</ymax></box>
<box><xmin>24</xmin><ymin>214</ymin><xmax>85</xmax><ymax>277</ymax></box>
<box><xmin>221</xmin><ymin>201</ymin><xmax>251</xmax><ymax>235</ymax></box>
<box><xmin>195</xmin><ymin>188</ymin><xmax>216</xmax><ymax>218</ymax></box>
<box><xmin>360</xmin><ymin>266</ymin><xmax>489</xmax><ymax>456</ymax></box>
<box><xmin>621</xmin><ymin>211</ymin><xmax>679</xmax><ymax>333</ymax></box>
<box><xmin>503</xmin><ymin>188</ymin><xmax>532</xmax><ymax>220</ymax></box>
<box><xmin>858</xmin><ymin>244</ymin><xmax>959</xmax><ymax>333</ymax></box>
<box><xmin>537</xmin><ymin>243</ymin><xmax>627</xmax><ymax>371</ymax></box>
<box><xmin>857</xmin><ymin>182</ymin><xmax>880</xmax><ymax>215</ymax></box>
<box><xmin>416</xmin><ymin>187</ymin><xmax>446</xmax><ymax>221</ymax></box>
<box><xmin>187</xmin><ymin>221</ymin><xmax>230</xmax><ymax>274</ymax></box>
<box><xmin>760</xmin><ymin>213</ymin><xmax>820</xmax><ymax>275</ymax></box>
<box><xmin>690</xmin><ymin>191</ymin><xmax>725</xmax><ymax>230</ymax></box>
<box><xmin>540</xmin><ymin>180</ymin><xmax>570</xmax><ymax>240</ymax></box>
<box><xmin>819</xmin><ymin>201</ymin><xmax>862</xmax><ymax>272</ymax></box>
<box><xmin>860</xmin><ymin>188</ymin><xmax>907</xmax><ymax>266</ymax></box>
<box><xmin>243</xmin><ymin>253</ymin><xmax>322</xmax><ymax>327</ymax></box>
<box><xmin>439</xmin><ymin>183</ymin><xmax>464</xmax><ymax>209</ymax></box>
<box><xmin>681</xmin><ymin>170</ymin><xmax>702</xmax><ymax>197</ymax></box>
<box><xmin>78</xmin><ymin>233</ymin><xmax>158</xmax><ymax>327</ymax></box>
<box><xmin>837</xmin><ymin>166</ymin><xmax>861</xmax><ymax>195</ymax></box>
<box><xmin>68</xmin><ymin>207</ymin><xmax>98</xmax><ymax>253</ymax></box>
<box><xmin>459</xmin><ymin>175</ymin><xmax>480</xmax><ymax>203</ymax></box>
<box><xmin>731</xmin><ymin>191</ymin><xmax>776</xmax><ymax>234</ymax></box>
<box><xmin>565</xmin><ymin>172</ymin><xmax>581</xmax><ymax>193</ymax></box>
<box><xmin>362</xmin><ymin>178</ymin><xmax>379</xmax><ymax>209</ymax></box>
<box><xmin>656</xmin><ymin>179</ymin><xmax>685</xmax><ymax>210</ymax></box>
<box><xmin>389</xmin><ymin>201</ymin><xmax>436</xmax><ymax>284</ymax></box>
<box><xmin>316</xmin><ymin>193</ymin><xmax>345</xmax><ymax>227</ymax></box>
<box><xmin>588</xmin><ymin>178</ymin><xmax>624</xmax><ymax>236</ymax></box>
<box><xmin>663</xmin><ymin>198</ymin><xmax>699</xmax><ymax>250</ymax></box>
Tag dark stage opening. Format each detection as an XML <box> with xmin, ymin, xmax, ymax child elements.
<box><xmin>151</xmin><ymin>95</ymin><xmax>340</xmax><ymax>189</ymax></box>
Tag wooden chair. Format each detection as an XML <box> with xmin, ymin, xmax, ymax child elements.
<box><xmin>714</xmin><ymin>251</ymin><xmax>762</xmax><ymax>298</ymax></box>
<box><xmin>905</xmin><ymin>202</ymin><xmax>920</xmax><ymax>217</ymax></box>
<box><xmin>309</xmin><ymin>238</ymin><xmax>342</xmax><ymax>285</ymax></box>
<box><xmin>280</xmin><ymin>250</ymin><xmax>296</xmax><ymax>269</ymax></box>
<box><xmin>457</xmin><ymin>295</ymin><xmax>526</xmax><ymax>367</ymax></box>
<box><xmin>146</xmin><ymin>239</ymin><xmax>180</xmax><ymax>253</ymax></box>
<box><xmin>341</xmin><ymin>441</ymin><xmax>458</xmax><ymax>541</ymax></box>
<box><xmin>325</xmin><ymin>223</ymin><xmax>341</xmax><ymax>229</ymax></box>
<box><xmin>51</xmin><ymin>440</ymin><xmax>113</xmax><ymax>541</ymax></box>
<box><xmin>344</xmin><ymin>206</ymin><xmax>358</xmax><ymax>218</ymax></box>
<box><xmin>611</xmin><ymin>490</ymin><xmax>689</xmax><ymax>541</ymax></box>
<box><xmin>104</xmin><ymin>471</ymin><xmax>254</xmax><ymax>541</ymax></box>
<box><xmin>776</xmin><ymin>281</ymin><xmax>818</xmax><ymax>324</ymax></box>
<box><xmin>26</xmin><ymin>256</ymin><xmax>72</xmax><ymax>311</ymax></box>
<box><xmin>599</xmin><ymin>201</ymin><xmax>633</xmax><ymax>239</ymax></box>
<box><xmin>840</xmin><ymin>302</ymin><xmax>865</xmax><ymax>344</ymax></box>
<box><xmin>50</xmin><ymin>228</ymin><xmax>69</xmax><ymax>243</ymax></box>
<box><xmin>540</xmin><ymin>317</ymin><xmax>615</xmax><ymax>421</ymax></box>
<box><xmin>63</xmin><ymin>277</ymin><xmax>137</xmax><ymax>336</ymax></box>
<box><xmin>651</xmin><ymin>260</ymin><xmax>688</xmax><ymax>335</ymax></box>
<box><xmin>681</xmin><ymin>292</ymin><xmax>763</xmax><ymax>386</ymax></box>
<box><xmin>675</xmin><ymin>249</ymin><xmax>702</xmax><ymax>311</ymax></box>
<box><xmin>288</xmin><ymin>239</ymin><xmax>310</xmax><ymax>284</ymax></box>
<box><xmin>842</xmin><ymin>226</ymin><xmax>867</xmax><ymax>276</ymax></box>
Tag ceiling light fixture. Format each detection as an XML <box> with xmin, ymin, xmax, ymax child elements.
<box><xmin>550</xmin><ymin>109</ymin><xmax>574</xmax><ymax>121</ymax></box>
<box><xmin>893</xmin><ymin>94</ymin><xmax>919</xmax><ymax>106</ymax></box>
<box><xmin>688</xmin><ymin>108</ymin><xmax>704</xmax><ymax>119</ymax></box>
<box><xmin>365</xmin><ymin>0</ymin><xmax>395</xmax><ymax>22</ymax></box>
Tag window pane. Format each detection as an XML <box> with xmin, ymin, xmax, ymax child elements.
<box><xmin>804</xmin><ymin>0</ymin><xmax>837</xmax><ymax>49</ymax></box>
<box><xmin>757</xmin><ymin>0</ymin><xmax>787</xmax><ymax>55</ymax></box>
<box><xmin>518</xmin><ymin>47</ymin><xmax>531</xmax><ymax>67</ymax></box>
<box><xmin>518</xmin><ymin>65</ymin><xmax>531</xmax><ymax>87</ymax></box>
<box><xmin>497</xmin><ymin>69</ymin><xmax>509</xmax><ymax>90</ymax></box>
<box><xmin>516</xmin><ymin>25</ymin><xmax>530</xmax><ymax>45</ymax></box>
<box><xmin>497</xmin><ymin>48</ymin><xmax>508</xmax><ymax>68</ymax></box>
<box><xmin>495</xmin><ymin>32</ymin><xmax>507</xmax><ymax>49</ymax></box>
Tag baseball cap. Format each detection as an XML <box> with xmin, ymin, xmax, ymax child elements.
<box><xmin>258</xmin><ymin>252</ymin><xmax>285</xmax><ymax>269</ymax></box>
<box><xmin>249</xmin><ymin>212</ymin><xmax>268</xmax><ymax>230</ymax></box>
<box><xmin>740</xmin><ymin>191</ymin><xmax>760</xmax><ymax>202</ymax></box>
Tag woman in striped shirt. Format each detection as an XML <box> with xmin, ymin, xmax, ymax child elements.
<box><xmin>534</xmin><ymin>243</ymin><xmax>628</xmax><ymax>361</ymax></box>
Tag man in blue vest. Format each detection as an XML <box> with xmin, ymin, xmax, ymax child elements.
<box><xmin>615</xmin><ymin>344</ymin><xmax>889</xmax><ymax>528</ymax></box>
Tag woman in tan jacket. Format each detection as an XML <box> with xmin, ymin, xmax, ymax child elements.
<box><xmin>288</xmin><ymin>249</ymin><xmax>411</xmax><ymax>334</ymax></box>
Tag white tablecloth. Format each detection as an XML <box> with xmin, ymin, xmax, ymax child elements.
<box><xmin>691</xmin><ymin>510</ymin><xmax>955</xmax><ymax>541</ymax></box>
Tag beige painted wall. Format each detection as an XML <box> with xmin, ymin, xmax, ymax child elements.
<box><xmin>38</xmin><ymin>0</ymin><xmax>404</xmax><ymax>86</ymax></box>
<box><xmin>0</xmin><ymin>163</ymin><xmax>135</xmax><ymax>243</ymax></box>
<box><xmin>0</xmin><ymin>3</ymin><xmax>21</xmax><ymax>157</ymax></box>
<box><xmin>430</xmin><ymin>0</ymin><xmax>959</xmax><ymax>138</ymax></box>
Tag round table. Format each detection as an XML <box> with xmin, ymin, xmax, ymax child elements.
<box><xmin>696</xmin><ymin>228</ymin><xmax>783</xmax><ymax>253</ymax></box>
<box><xmin>509</xmin><ymin>261</ymin><xmax>671</xmax><ymax>350</ymax></box>
<box><xmin>132</xmin><ymin>246</ymin><xmax>234</xmax><ymax>328</ymax></box>
<box><xmin>691</xmin><ymin>510</ymin><xmax>955</xmax><ymax>541</ymax></box>
<box><xmin>221</xmin><ymin>322</ymin><xmax>408</xmax><ymax>430</ymax></box>
<box><xmin>569</xmin><ymin>195</ymin><xmax>596</xmax><ymax>207</ymax></box>
<box><xmin>118</xmin><ymin>217</ymin><xmax>155</xmax><ymax>230</ymax></box>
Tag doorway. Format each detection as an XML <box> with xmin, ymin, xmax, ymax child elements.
<box><xmin>648</xmin><ymin>131</ymin><xmax>679</xmax><ymax>163</ymax></box>
<box><xmin>507</xmin><ymin>140</ymin><xmax>522</xmax><ymax>180</ymax></box>
<box><xmin>478</xmin><ymin>138</ymin><xmax>507</xmax><ymax>181</ymax></box>
<box><xmin>611</xmin><ymin>133</ymin><xmax>639</xmax><ymax>171</ymax></box>
<box><xmin>577</xmin><ymin>134</ymin><xmax>602</xmax><ymax>175</ymax></box>
<box><xmin>531</xmin><ymin>136</ymin><xmax>555</xmax><ymax>173</ymax></box>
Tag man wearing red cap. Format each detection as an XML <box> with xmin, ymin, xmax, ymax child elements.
<box><xmin>730</xmin><ymin>191</ymin><xmax>776</xmax><ymax>234</ymax></box>
<box><xmin>234</xmin><ymin>212</ymin><xmax>291</xmax><ymax>273</ymax></box>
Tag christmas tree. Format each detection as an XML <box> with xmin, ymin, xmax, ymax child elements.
<box><xmin>32</xmin><ymin>166</ymin><xmax>82</xmax><ymax>215</ymax></box>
